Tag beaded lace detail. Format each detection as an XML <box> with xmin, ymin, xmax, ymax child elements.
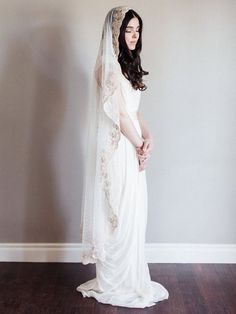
<box><xmin>100</xmin><ymin>123</ymin><xmax>120</xmax><ymax>230</ymax></box>
<box><xmin>99</xmin><ymin>6</ymin><xmax>130</xmax><ymax>231</ymax></box>
<box><xmin>112</xmin><ymin>6</ymin><xmax>131</xmax><ymax>57</ymax></box>
<box><xmin>81</xmin><ymin>243</ymin><xmax>106</xmax><ymax>265</ymax></box>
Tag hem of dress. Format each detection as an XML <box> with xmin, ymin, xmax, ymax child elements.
<box><xmin>76</xmin><ymin>280</ymin><xmax>169</xmax><ymax>309</ymax></box>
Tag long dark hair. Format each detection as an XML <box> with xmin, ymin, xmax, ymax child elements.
<box><xmin>118</xmin><ymin>9</ymin><xmax>149</xmax><ymax>90</ymax></box>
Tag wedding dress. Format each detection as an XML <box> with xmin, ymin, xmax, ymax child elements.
<box><xmin>76</xmin><ymin>68</ymin><xmax>169</xmax><ymax>308</ymax></box>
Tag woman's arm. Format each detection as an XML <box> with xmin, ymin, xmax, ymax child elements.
<box><xmin>120</xmin><ymin>113</ymin><xmax>144</xmax><ymax>148</ymax></box>
<box><xmin>119</xmin><ymin>98</ymin><xmax>144</xmax><ymax>148</ymax></box>
<box><xmin>136</xmin><ymin>111</ymin><xmax>154</xmax><ymax>154</ymax></box>
<box><xmin>137</xmin><ymin>111</ymin><xmax>153</xmax><ymax>140</ymax></box>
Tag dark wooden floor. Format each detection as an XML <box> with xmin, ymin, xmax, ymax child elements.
<box><xmin>0</xmin><ymin>263</ymin><xmax>235</xmax><ymax>314</ymax></box>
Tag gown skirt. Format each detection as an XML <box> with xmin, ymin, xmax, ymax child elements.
<box><xmin>76</xmin><ymin>74</ymin><xmax>169</xmax><ymax>308</ymax></box>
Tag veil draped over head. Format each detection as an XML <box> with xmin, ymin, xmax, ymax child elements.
<box><xmin>80</xmin><ymin>6</ymin><xmax>131</xmax><ymax>264</ymax></box>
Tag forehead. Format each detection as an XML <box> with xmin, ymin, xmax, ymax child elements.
<box><xmin>126</xmin><ymin>17</ymin><xmax>140</xmax><ymax>28</ymax></box>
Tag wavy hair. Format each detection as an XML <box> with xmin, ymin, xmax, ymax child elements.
<box><xmin>118</xmin><ymin>9</ymin><xmax>149</xmax><ymax>90</ymax></box>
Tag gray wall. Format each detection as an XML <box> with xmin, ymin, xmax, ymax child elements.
<box><xmin>0</xmin><ymin>0</ymin><xmax>235</xmax><ymax>244</ymax></box>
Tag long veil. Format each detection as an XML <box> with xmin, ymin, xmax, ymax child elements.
<box><xmin>80</xmin><ymin>6</ymin><xmax>131</xmax><ymax>264</ymax></box>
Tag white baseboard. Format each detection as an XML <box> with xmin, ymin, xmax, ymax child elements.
<box><xmin>0</xmin><ymin>243</ymin><xmax>236</xmax><ymax>263</ymax></box>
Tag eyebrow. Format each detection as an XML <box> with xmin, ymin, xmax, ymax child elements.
<box><xmin>126</xmin><ymin>26</ymin><xmax>140</xmax><ymax>29</ymax></box>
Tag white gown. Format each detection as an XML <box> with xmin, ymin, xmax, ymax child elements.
<box><xmin>77</xmin><ymin>73</ymin><xmax>169</xmax><ymax>308</ymax></box>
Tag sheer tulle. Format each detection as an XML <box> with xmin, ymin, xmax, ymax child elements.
<box><xmin>79</xmin><ymin>6</ymin><xmax>132</xmax><ymax>264</ymax></box>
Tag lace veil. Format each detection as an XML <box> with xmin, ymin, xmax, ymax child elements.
<box><xmin>80</xmin><ymin>6</ymin><xmax>131</xmax><ymax>264</ymax></box>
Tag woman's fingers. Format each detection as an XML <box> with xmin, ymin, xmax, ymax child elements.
<box><xmin>142</xmin><ymin>138</ymin><xmax>154</xmax><ymax>153</ymax></box>
<box><xmin>137</xmin><ymin>150</ymin><xmax>150</xmax><ymax>158</ymax></box>
<box><xmin>142</xmin><ymin>141</ymin><xmax>149</xmax><ymax>152</ymax></box>
<box><xmin>136</xmin><ymin>145</ymin><xmax>152</xmax><ymax>156</ymax></box>
<box><xmin>136</xmin><ymin>144</ymin><xmax>152</xmax><ymax>171</ymax></box>
<box><xmin>139</xmin><ymin>163</ymin><xmax>146</xmax><ymax>171</ymax></box>
<box><xmin>138</xmin><ymin>153</ymin><xmax>150</xmax><ymax>161</ymax></box>
<box><xmin>138</xmin><ymin>153</ymin><xmax>150</xmax><ymax>171</ymax></box>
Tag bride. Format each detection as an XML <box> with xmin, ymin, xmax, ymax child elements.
<box><xmin>76</xmin><ymin>6</ymin><xmax>169</xmax><ymax>308</ymax></box>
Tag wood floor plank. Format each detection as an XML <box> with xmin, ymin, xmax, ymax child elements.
<box><xmin>0</xmin><ymin>262</ymin><xmax>235</xmax><ymax>313</ymax></box>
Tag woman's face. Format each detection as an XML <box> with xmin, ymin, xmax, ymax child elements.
<box><xmin>124</xmin><ymin>17</ymin><xmax>140</xmax><ymax>50</ymax></box>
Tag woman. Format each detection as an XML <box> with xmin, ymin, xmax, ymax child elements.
<box><xmin>76</xmin><ymin>6</ymin><xmax>169</xmax><ymax>308</ymax></box>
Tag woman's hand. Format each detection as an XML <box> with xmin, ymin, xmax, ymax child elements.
<box><xmin>136</xmin><ymin>138</ymin><xmax>154</xmax><ymax>171</ymax></box>
<box><xmin>142</xmin><ymin>138</ymin><xmax>154</xmax><ymax>153</ymax></box>
<box><xmin>138</xmin><ymin>153</ymin><xmax>150</xmax><ymax>171</ymax></box>
<box><xmin>137</xmin><ymin>149</ymin><xmax>150</xmax><ymax>171</ymax></box>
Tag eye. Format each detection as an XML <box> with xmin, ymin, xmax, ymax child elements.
<box><xmin>125</xmin><ymin>29</ymin><xmax>140</xmax><ymax>33</ymax></box>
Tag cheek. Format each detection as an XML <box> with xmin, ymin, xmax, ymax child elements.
<box><xmin>125</xmin><ymin>33</ymin><xmax>131</xmax><ymax>44</ymax></box>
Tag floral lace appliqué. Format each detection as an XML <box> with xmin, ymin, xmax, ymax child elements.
<box><xmin>112</xmin><ymin>6</ymin><xmax>131</xmax><ymax>57</ymax></box>
<box><xmin>81</xmin><ymin>243</ymin><xmax>106</xmax><ymax>265</ymax></box>
<box><xmin>100</xmin><ymin>123</ymin><xmax>120</xmax><ymax>230</ymax></box>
